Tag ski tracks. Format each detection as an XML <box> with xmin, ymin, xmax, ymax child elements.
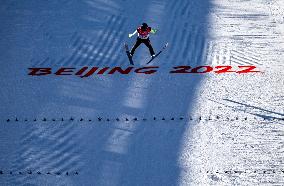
<box><xmin>206</xmin><ymin>1</ymin><xmax>281</xmax><ymax>67</ymax></box>
<box><xmin>60</xmin><ymin>14</ymin><xmax>126</xmax><ymax>67</ymax></box>
<box><xmin>7</xmin><ymin>121</ymin><xmax>82</xmax><ymax>185</ymax></box>
<box><xmin>33</xmin><ymin>13</ymin><xmax>127</xmax><ymax>67</ymax></box>
<box><xmin>164</xmin><ymin>0</ymin><xmax>209</xmax><ymax>66</ymax></box>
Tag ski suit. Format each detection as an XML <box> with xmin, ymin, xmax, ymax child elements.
<box><xmin>130</xmin><ymin>26</ymin><xmax>155</xmax><ymax>56</ymax></box>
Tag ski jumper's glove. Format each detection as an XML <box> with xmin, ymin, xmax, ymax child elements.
<box><xmin>150</xmin><ymin>29</ymin><xmax>158</xmax><ymax>34</ymax></box>
<box><xmin>128</xmin><ymin>30</ymin><xmax>137</xmax><ymax>38</ymax></box>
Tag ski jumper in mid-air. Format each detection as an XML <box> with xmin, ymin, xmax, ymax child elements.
<box><xmin>128</xmin><ymin>23</ymin><xmax>157</xmax><ymax>58</ymax></box>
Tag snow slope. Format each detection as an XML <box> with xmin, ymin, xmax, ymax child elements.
<box><xmin>0</xmin><ymin>0</ymin><xmax>283</xmax><ymax>185</ymax></box>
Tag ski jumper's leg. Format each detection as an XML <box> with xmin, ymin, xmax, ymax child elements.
<box><xmin>143</xmin><ymin>38</ymin><xmax>155</xmax><ymax>56</ymax></box>
<box><xmin>130</xmin><ymin>38</ymin><xmax>142</xmax><ymax>55</ymax></box>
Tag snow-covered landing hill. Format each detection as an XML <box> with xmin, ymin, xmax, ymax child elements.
<box><xmin>0</xmin><ymin>0</ymin><xmax>283</xmax><ymax>185</ymax></box>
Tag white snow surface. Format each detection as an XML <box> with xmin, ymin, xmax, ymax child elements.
<box><xmin>0</xmin><ymin>0</ymin><xmax>283</xmax><ymax>185</ymax></box>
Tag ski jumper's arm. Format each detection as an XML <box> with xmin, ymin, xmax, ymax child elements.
<box><xmin>128</xmin><ymin>30</ymin><xmax>137</xmax><ymax>38</ymax></box>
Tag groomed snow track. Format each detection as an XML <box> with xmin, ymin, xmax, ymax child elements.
<box><xmin>0</xmin><ymin>0</ymin><xmax>283</xmax><ymax>185</ymax></box>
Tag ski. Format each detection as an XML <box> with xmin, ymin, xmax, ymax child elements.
<box><xmin>146</xmin><ymin>42</ymin><xmax>168</xmax><ymax>64</ymax></box>
<box><xmin>124</xmin><ymin>43</ymin><xmax>134</xmax><ymax>65</ymax></box>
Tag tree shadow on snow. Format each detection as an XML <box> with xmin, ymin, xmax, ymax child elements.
<box><xmin>0</xmin><ymin>0</ymin><xmax>213</xmax><ymax>185</ymax></box>
<box><xmin>78</xmin><ymin>0</ymin><xmax>214</xmax><ymax>185</ymax></box>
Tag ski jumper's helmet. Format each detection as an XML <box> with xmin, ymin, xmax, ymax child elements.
<box><xmin>141</xmin><ymin>23</ymin><xmax>148</xmax><ymax>30</ymax></box>
<box><xmin>137</xmin><ymin>23</ymin><xmax>151</xmax><ymax>39</ymax></box>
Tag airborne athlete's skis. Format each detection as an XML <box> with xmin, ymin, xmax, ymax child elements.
<box><xmin>124</xmin><ymin>43</ymin><xmax>134</xmax><ymax>65</ymax></box>
<box><xmin>146</xmin><ymin>42</ymin><xmax>168</xmax><ymax>64</ymax></box>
